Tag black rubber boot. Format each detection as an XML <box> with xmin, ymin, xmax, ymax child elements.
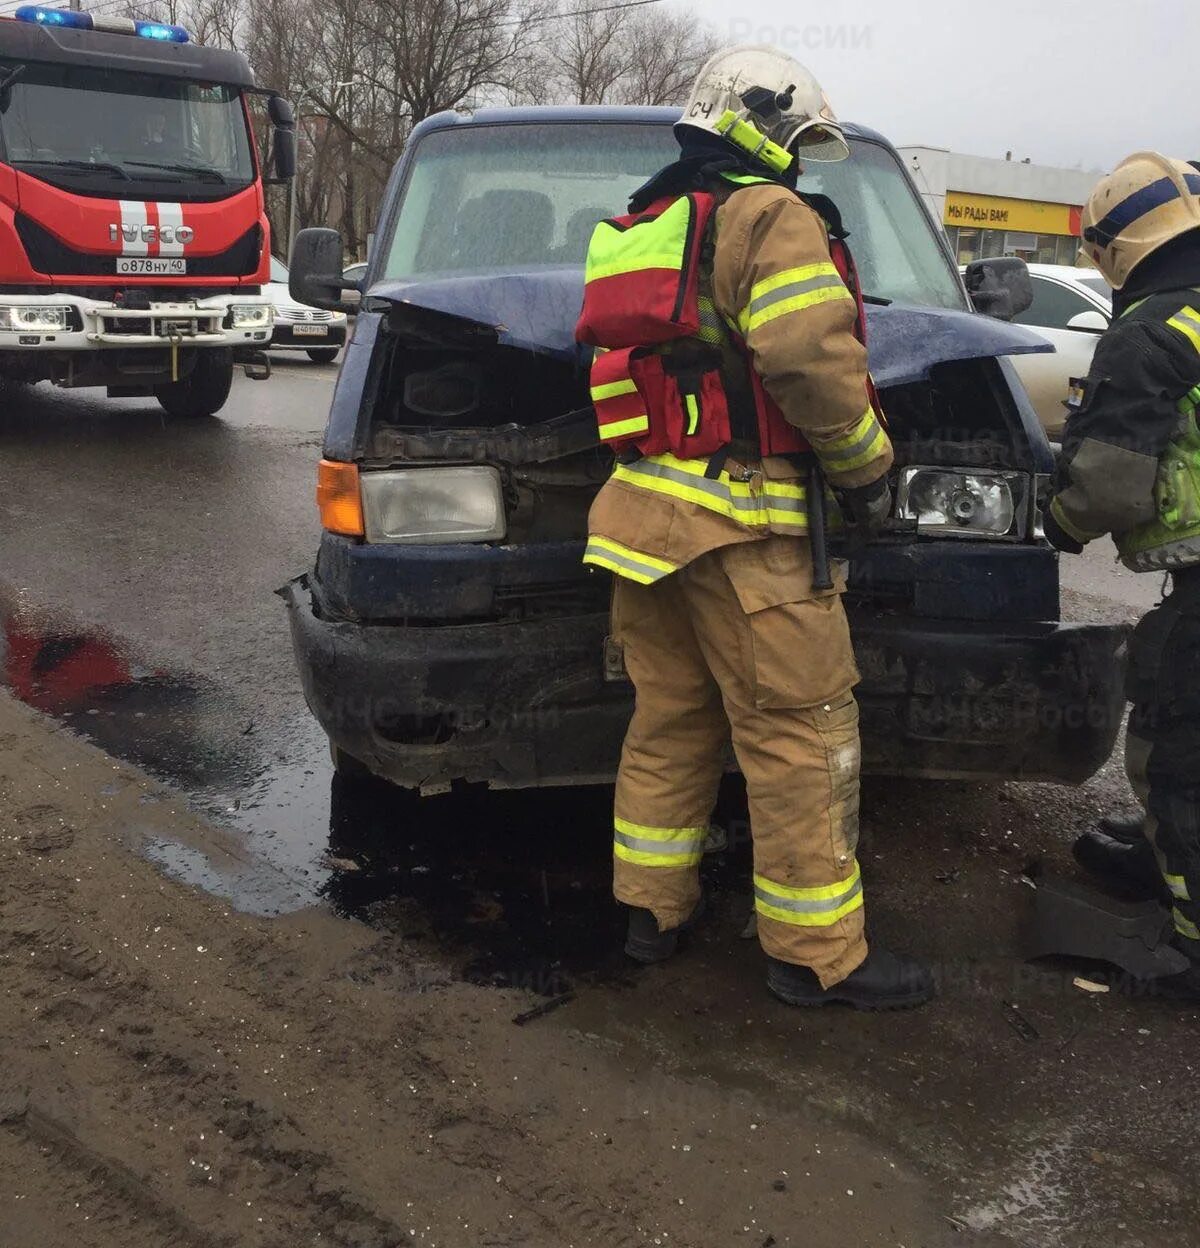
<box><xmin>1073</xmin><ymin>818</ymin><xmax>1166</xmax><ymax>902</ymax></box>
<box><xmin>1098</xmin><ymin>814</ymin><xmax>1149</xmax><ymax>844</ymax></box>
<box><xmin>765</xmin><ymin>948</ymin><xmax>935</xmax><ymax>1011</ymax></box>
<box><xmin>1126</xmin><ymin>940</ymin><xmax>1200</xmax><ymax>1002</ymax></box>
<box><xmin>624</xmin><ymin>894</ymin><xmax>705</xmax><ymax>964</ymax></box>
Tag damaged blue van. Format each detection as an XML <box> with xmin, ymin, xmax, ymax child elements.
<box><xmin>282</xmin><ymin>106</ymin><xmax>1126</xmax><ymax>794</ymax></box>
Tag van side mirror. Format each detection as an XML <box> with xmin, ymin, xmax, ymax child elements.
<box><xmin>290</xmin><ymin>228</ymin><xmax>351</xmax><ymax>311</ymax></box>
<box><xmin>1066</xmin><ymin>308</ymin><xmax>1108</xmax><ymax>333</ymax></box>
<box><xmin>964</xmin><ymin>257</ymin><xmax>1033</xmax><ymax>321</ymax></box>
<box><xmin>265</xmin><ymin>94</ymin><xmax>296</xmax><ymax>183</ymax></box>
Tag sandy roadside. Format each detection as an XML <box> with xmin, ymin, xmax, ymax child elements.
<box><xmin>0</xmin><ymin>691</ymin><xmax>994</xmax><ymax>1248</ymax></box>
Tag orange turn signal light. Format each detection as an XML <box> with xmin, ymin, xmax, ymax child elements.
<box><xmin>317</xmin><ymin>458</ymin><xmax>365</xmax><ymax>537</ymax></box>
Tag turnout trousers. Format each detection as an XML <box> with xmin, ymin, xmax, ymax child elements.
<box><xmin>610</xmin><ymin>535</ymin><xmax>868</xmax><ymax>988</ymax></box>
<box><xmin>1125</xmin><ymin>567</ymin><xmax>1200</xmax><ymax>950</ymax></box>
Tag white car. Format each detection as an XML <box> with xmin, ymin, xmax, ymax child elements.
<box><xmin>267</xmin><ymin>257</ymin><xmax>348</xmax><ymax>363</ymax></box>
<box><xmin>1008</xmin><ymin>264</ymin><xmax>1113</xmax><ymax>440</ymax></box>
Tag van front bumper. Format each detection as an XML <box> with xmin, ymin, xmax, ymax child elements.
<box><xmin>281</xmin><ymin>575</ymin><xmax>1128</xmax><ymax>794</ymax></box>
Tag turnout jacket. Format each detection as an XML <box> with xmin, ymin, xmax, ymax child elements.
<box><xmin>585</xmin><ymin>180</ymin><xmax>893</xmax><ymax>584</ymax></box>
<box><xmin>1049</xmin><ymin>287</ymin><xmax>1200</xmax><ymax>564</ymax></box>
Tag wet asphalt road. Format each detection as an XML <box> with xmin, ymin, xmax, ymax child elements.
<box><xmin>2</xmin><ymin>358</ymin><xmax>1197</xmax><ymax>1245</ymax></box>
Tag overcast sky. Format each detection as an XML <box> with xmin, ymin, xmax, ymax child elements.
<box><xmin>688</xmin><ymin>0</ymin><xmax>1193</xmax><ymax>173</ymax></box>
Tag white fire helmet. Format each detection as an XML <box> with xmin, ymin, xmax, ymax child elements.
<box><xmin>678</xmin><ymin>45</ymin><xmax>850</xmax><ymax>173</ymax></box>
<box><xmin>1081</xmin><ymin>151</ymin><xmax>1200</xmax><ymax>290</ymax></box>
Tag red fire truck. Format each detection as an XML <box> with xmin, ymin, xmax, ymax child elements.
<box><xmin>0</xmin><ymin>6</ymin><xmax>294</xmax><ymax>417</ymax></box>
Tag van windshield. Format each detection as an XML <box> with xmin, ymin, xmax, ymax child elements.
<box><xmin>382</xmin><ymin>121</ymin><xmax>966</xmax><ymax>311</ymax></box>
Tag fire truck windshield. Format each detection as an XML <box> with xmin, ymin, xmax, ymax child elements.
<box><xmin>0</xmin><ymin>59</ymin><xmax>254</xmax><ymax>196</ymax></box>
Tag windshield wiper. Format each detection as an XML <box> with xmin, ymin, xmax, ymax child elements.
<box><xmin>17</xmin><ymin>157</ymin><xmax>130</xmax><ymax>181</ymax></box>
<box><xmin>125</xmin><ymin>160</ymin><xmax>227</xmax><ymax>184</ymax></box>
<box><xmin>861</xmin><ymin>293</ymin><xmax>892</xmax><ymax>306</ymax></box>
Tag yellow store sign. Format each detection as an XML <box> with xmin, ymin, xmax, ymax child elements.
<box><xmin>944</xmin><ymin>192</ymin><xmax>1080</xmax><ymax>237</ymax></box>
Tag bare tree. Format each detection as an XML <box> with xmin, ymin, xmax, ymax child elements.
<box><xmin>619</xmin><ymin>7</ymin><xmax>717</xmax><ymax>106</ymax></box>
<box><xmin>533</xmin><ymin>0</ymin><xmax>717</xmax><ymax>105</ymax></box>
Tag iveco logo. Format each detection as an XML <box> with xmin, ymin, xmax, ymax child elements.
<box><xmin>108</xmin><ymin>223</ymin><xmax>195</xmax><ymax>244</ymax></box>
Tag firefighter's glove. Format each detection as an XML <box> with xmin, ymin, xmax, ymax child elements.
<box><xmin>1042</xmin><ymin>502</ymin><xmax>1084</xmax><ymax>555</ymax></box>
<box><xmin>836</xmin><ymin>476</ymin><xmax>892</xmax><ymax>537</ymax></box>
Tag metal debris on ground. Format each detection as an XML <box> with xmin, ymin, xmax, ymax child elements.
<box><xmin>1003</xmin><ymin>1002</ymin><xmax>1040</xmax><ymax>1043</ymax></box>
<box><xmin>512</xmin><ymin>991</ymin><xmax>576</xmax><ymax>1027</ymax></box>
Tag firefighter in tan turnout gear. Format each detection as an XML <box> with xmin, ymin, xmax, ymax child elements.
<box><xmin>1046</xmin><ymin>153</ymin><xmax>1200</xmax><ymax>999</ymax></box>
<box><xmin>576</xmin><ymin>46</ymin><xmax>934</xmax><ymax>1009</ymax></box>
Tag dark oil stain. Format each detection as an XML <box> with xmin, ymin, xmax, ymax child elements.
<box><xmin>320</xmin><ymin>771</ymin><xmax>755</xmax><ymax>996</ymax></box>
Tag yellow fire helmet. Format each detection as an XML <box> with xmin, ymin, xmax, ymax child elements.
<box><xmin>1081</xmin><ymin>151</ymin><xmax>1200</xmax><ymax>289</ymax></box>
<box><xmin>678</xmin><ymin>44</ymin><xmax>850</xmax><ymax>176</ymax></box>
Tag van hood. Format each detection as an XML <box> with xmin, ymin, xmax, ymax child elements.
<box><xmin>369</xmin><ymin>268</ymin><xmax>1052</xmax><ymax>388</ymax></box>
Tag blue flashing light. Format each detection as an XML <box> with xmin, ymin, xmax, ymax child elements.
<box><xmin>133</xmin><ymin>20</ymin><xmax>189</xmax><ymax>43</ymax></box>
<box><xmin>14</xmin><ymin>7</ymin><xmax>191</xmax><ymax>43</ymax></box>
<box><xmin>14</xmin><ymin>6</ymin><xmax>92</xmax><ymax>29</ymax></box>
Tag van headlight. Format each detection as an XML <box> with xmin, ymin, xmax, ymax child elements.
<box><xmin>360</xmin><ymin>466</ymin><xmax>506</xmax><ymax>544</ymax></box>
<box><xmin>896</xmin><ymin>467</ymin><xmax>1029</xmax><ymax>538</ymax></box>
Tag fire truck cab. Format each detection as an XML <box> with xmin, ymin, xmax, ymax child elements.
<box><xmin>0</xmin><ymin>7</ymin><xmax>294</xmax><ymax>417</ymax></box>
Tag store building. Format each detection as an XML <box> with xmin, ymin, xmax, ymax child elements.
<box><xmin>897</xmin><ymin>146</ymin><xmax>1102</xmax><ymax>266</ymax></box>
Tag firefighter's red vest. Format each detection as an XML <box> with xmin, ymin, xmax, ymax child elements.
<box><xmin>576</xmin><ymin>183</ymin><xmax>874</xmax><ymax>460</ymax></box>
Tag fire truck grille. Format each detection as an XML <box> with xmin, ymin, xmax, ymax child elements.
<box><xmin>15</xmin><ymin>215</ymin><xmax>263</xmax><ymax>279</ymax></box>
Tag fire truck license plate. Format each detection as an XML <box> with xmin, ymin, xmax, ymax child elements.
<box><xmin>116</xmin><ymin>258</ymin><xmax>186</xmax><ymax>276</ymax></box>
<box><xmin>292</xmin><ymin>324</ymin><xmax>328</xmax><ymax>337</ymax></box>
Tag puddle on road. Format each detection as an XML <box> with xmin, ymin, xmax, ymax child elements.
<box><xmin>0</xmin><ymin>587</ymin><xmax>252</xmax><ymax>788</ymax></box>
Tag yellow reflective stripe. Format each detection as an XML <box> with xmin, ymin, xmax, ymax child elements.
<box><xmin>739</xmin><ymin>263</ymin><xmax>849</xmax><ymax>334</ymax></box>
<box><xmin>597</xmin><ymin>414</ymin><xmax>649</xmax><ymax>441</ymax></box>
<box><xmin>743</xmin><ymin>284</ymin><xmax>852</xmax><ymax>334</ymax></box>
<box><xmin>584</xmin><ymin>196</ymin><xmax>691</xmax><ymax>284</ymax></box>
<box><xmin>754</xmin><ymin>864</ymin><xmax>864</xmax><ymax>927</ymax></box>
<box><xmin>815</xmin><ymin>410</ymin><xmax>889</xmax><ymax>474</ymax></box>
<box><xmin>1049</xmin><ymin>496</ymin><xmax>1103</xmax><ymax>544</ymax></box>
<box><xmin>1173</xmin><ymin>907</ymin><xmax>1200</xmax><ymax>941</ymax></box>
<box><xmin>587</xmin><ymin>253</ymin><xmax>684</xmax><ymax>281</ymax></box>
<box><xmin>1167</xmin><ymin>306</ymin><xmax>1200</xmax><ymax>354</ymax></box>
<box><xmin>612</xmin><ymin>454</ymin><xmax>812</xmax><ymax>529</ymax></box>
<box><xmin>583</xmin><ymin>535</ymin><xmax>677</xmax><ymax>584</ymax></box>
<box><xmin>684</xmin><ymin>392</ymin><xmax>700</xmax><ymax>435</ymax></box>
<box><xmin>1166</xmin><ymin>874</ymin><xmax>1191</xmax><ymax>901</ymax></box>
<box><xmin>614</xmin><ymin>815</ymin><xmax>706</xmax><ymax>867</ymax></box>
<box><xmin>591</xmin><ymin>377</ymin><xmax>638</xmax><ymax>402</ymax></box>
<box><xmin>748</xmin><ymin>262</ymin><xmax>842</xmax><ymax>306</ymax></box>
